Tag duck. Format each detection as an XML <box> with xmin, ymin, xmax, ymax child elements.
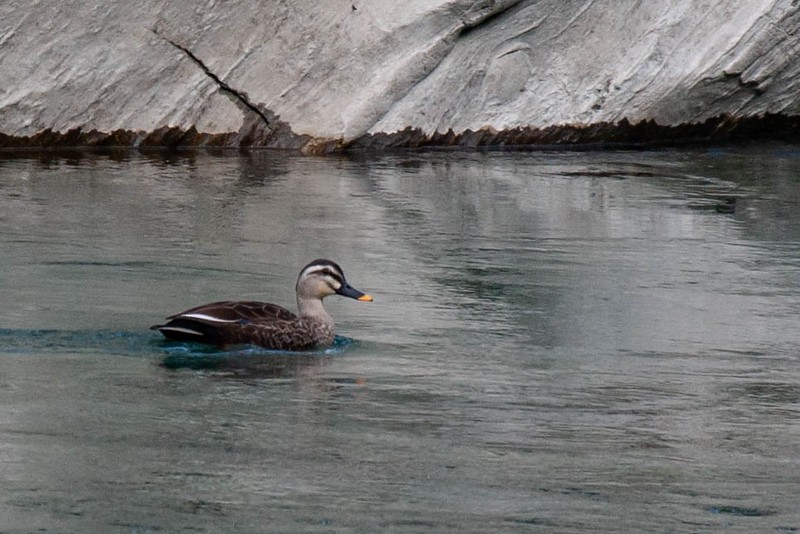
<box><xmin>150</xmin><ymin>259</ymin><xmax>373</xmax><ymax>351</ymax></box>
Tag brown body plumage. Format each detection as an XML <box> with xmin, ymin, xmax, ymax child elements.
<box><xmin>150</xmin><ymin>260</ymin><xmax>372</xmax><ymax>351</ymax></box>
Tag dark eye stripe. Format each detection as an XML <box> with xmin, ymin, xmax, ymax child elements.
<box><xmin>322</xmin><ymin>269</ymin><xmax>343</xmax><ymax>284</ymax></box>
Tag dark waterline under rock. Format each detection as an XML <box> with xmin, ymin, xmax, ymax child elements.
<box><xmin>2</xmin><ymin>113</ymin><xmax>799</xmax><ymax>154</ymax></box>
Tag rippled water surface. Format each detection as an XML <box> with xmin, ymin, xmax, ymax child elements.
<box><xmin>0</xmin><ymin>146</ymin><xmax>799</xmax><ymax>532</ymax></box>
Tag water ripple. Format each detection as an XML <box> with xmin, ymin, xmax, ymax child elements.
<box><xmin>0</xmin><ymin>328</ymin><xmax>157</xmax><ymax>356</ymax></box>
<box><xmin>0</xmin><ymin>328</ymin><xmax>353</xmax><ymax>361</ymax></box>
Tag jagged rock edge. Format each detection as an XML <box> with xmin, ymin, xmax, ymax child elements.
<box><xmin>347</xmin><ymin>113</ymin><xmax>800</xmax><ymax>150</ymax></box>
<box><xmin>2</xmin><ymin>116</ymin><xmax>799</xmax><ymax>153</ymax></box>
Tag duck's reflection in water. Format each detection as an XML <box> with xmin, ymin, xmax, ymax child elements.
<box><xmin>161</xmin><ymin>350</ymin><xmax>334</xmax><ymax>379</ymax></box>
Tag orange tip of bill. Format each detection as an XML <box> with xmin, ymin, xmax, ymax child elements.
<box><xmin>358</xmin><ymin>294</ymin><xmax>374</xmax><ymax>302</ymax></box>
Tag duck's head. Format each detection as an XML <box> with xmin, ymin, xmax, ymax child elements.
<box><xmin>296</xmin><ymin>259</ymin><xmax>373</xmax><ymax>302</ymax></box>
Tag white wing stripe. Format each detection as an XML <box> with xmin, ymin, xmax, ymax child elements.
<box><xmin>160</xmin><ymin>326</ymin><xmax>204</xmax><ymax>336</ymax></box>
<box><xmin>179</xmin><ymin>313</ymin><xmax>242</xmax><ymax>323</ymax></box>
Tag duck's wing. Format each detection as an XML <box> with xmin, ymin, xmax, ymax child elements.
<box><xmin>150</xmin><ymin>300</ymin><xmax>299</xmax><ymax>346</ymax></box>
<box><xmin>165</xmin><ymin>300</ymin><xmax>297</xmax><ymax>324</ymax></box>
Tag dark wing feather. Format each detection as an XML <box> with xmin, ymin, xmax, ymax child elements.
<box><xmin>166</xmin><ymin>300</ymin><xmax>297</xmax><ymax>324</ymax></box>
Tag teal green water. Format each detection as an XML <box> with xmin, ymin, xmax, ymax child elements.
<box><xmin>0</xmin><ymin>147</ymin><xmax>799</xmax><ymax>531</ymax></box>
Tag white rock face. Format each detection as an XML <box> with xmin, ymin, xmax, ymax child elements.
<box><xmin>1</xmin><ymin>0</ymin><xmax>798</xmax><ymax>147</ymax></box>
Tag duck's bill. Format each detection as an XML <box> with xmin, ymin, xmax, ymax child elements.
<box><xmin>337</xmin><ymin>282</ymin><xmax>373</xmax><ymax>302</ymax></box>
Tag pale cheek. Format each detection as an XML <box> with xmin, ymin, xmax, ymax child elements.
<box><xmin>320</xmin><ymin>281</ymin><xmax>337</xmax><ymax>296</ymax></box>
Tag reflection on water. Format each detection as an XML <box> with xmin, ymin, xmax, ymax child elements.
<box><xmin>0</xmin><ymin>146</ymin><xmax>799</xmax><ymax>531</ymax></box>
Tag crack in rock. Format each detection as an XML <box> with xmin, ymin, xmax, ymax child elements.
<box><xmin>152</xmin><ymin>28</ymin><xmax>271</xmax><ymax>127</ymax></box>
<box><xmin>457</xmin><ymin>0</ymin><xmax>524</xmax><ymax>39</ymax></box>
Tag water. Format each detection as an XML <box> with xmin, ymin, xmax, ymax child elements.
<box><xmin>0</xmin><ymin>146</ymin><xmax>798</xmax><ymax>532</ymax></box>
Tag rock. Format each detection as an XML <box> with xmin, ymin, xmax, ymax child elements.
<box><xmin>0</xmin><ymin>0</ymin><xmax>798</xmax><ymax>151</ymax></box>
